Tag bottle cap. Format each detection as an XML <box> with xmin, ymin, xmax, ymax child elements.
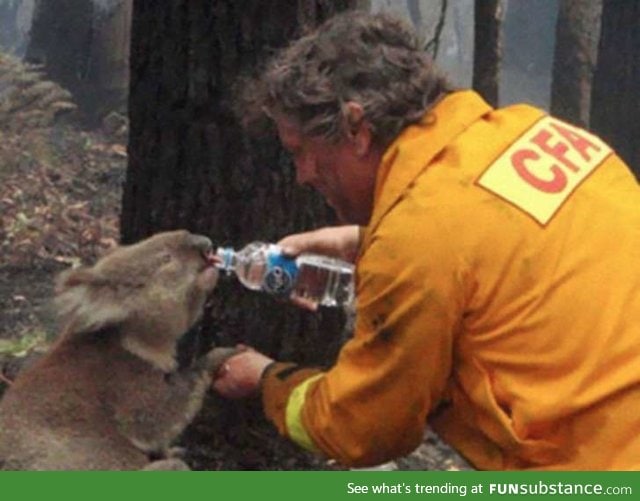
<box><xmin>215</xmin><ymin>247</ymin><xmax>235</xmax><ymax>272</ymax></box>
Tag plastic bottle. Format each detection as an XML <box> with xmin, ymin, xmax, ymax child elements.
<box><xmin>215</xmin><ymin>242</ymin><xmax>354</xmax><ymax>309</ymax></box>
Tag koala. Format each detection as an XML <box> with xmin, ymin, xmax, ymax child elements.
<box><xmin>0</xmin><ymin>230</ymin><xmax>236</xmax><ymax>470</ymax></box>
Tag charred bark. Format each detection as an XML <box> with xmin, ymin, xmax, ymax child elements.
<box><xmin>472</xmin><ymin>0</ymin><xmax>503</xmax><ymax>106</ymax></box>
<box><xmin>88</xmin><ymin>0</ymin><xmax>132</xmax><ymax>117</ymax></box>
<box><xmin>551</xmin><ymin>0</ymin><xmax>601</xmax><ymax>127</ymax></box>
<box><xmin>590</xmin><ymin>0</ymin><xmax>640</xmax><ymax>176</ymax></box>
<box><xmin>25</xmin><ymin>0</ymin><xmax>93</xmax><ymax>106</ymax></box>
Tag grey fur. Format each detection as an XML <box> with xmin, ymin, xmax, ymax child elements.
<box><xmin>0</xmin><ymin>230</ymin><xmax>236</xmax><ymax>470</ymax></box>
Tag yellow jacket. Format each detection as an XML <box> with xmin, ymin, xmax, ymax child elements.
<box><xmin>262</xmin><ymin>90</ymin><xmax>640</xmax><ymax>470</ymax></box>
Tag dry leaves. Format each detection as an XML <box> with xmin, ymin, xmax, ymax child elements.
<box><xmin>0</xmin><ymin>126</ymin><xmax>124</xmax><ymax>266</ymax></box>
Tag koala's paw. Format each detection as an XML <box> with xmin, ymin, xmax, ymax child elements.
<box><xmin>165</xmin><ymin>446</ymin><xmax>186</xmax><ymax>459</ymax></box>
<box><xmin>142</xmin><ymin>458</ymin><xmax>190</xmax><ymax>470</ymax></box>
<box><xmin>204</xmin><ymin>347</ymin><xmax>243</xmax><ymax>374</ymax></box>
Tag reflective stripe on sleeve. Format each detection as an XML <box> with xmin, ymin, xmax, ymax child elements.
<box><xmin>285</xmin><ymin>374</ymin><xmax>324</xmax><ymax>452</ymax></box>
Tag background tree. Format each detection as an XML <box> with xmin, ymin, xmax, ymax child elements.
<box><xmin>0</xmin><ymin>0</ymin><xmax>23</xmax><ymax>54</ymax></box>
<box><xmin>25</xmin><ymin>0</ymin><xmax>130</xmax><ymax>124</ymax></box>
<box><xmin>421</xmin><ymin>0</ymin><xmax>448</xmax><ymax>61</ymax></box>
<box><xmin>86</xmin><ymin>0</ymin><xmax>131</xmax><ymax>118</ymax></box>
<box><xmin>590</xmin><ymin>0</ymin><xmax>640</xmax><ymax>177</ymax></box>
<box><xmin>26</xmin><ymin>0</ymin><xmax>93</xmax><ymax>102</ymax></box>
<box><xmin>550</xmin><ymin>0</ymin><xmax>601</xmax><ymax>127</ymax></box>
<box><xmin>472</xmin><ymin>0</ymin><xmax>503</xmax><ymax>106</ymax></box>
<box><xmin>501</xmin><ymin>0</ymin><xmax>557</xmax><ymax>107</ymax></box>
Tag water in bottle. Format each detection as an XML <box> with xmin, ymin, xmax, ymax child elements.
<box><xmin>215</xmin><ymin>242</ymin><xmax>354</xmax><ymax>309</ymax></box>
<box><xmin>292</xmin><ymin>254</ymin><xmax>354</xmax><ymax>308</ymax></box>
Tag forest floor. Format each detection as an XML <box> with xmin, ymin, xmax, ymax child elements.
<box><xmin>0</xmin><ymin>120</ymin><xmax>470</xmax><ymax>471</ymax></box>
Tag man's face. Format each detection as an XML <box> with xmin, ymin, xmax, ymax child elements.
<box><xmin>274</xmin><ymin>115</ymin><xmax>380</xmax><ymax>225</ymax></box>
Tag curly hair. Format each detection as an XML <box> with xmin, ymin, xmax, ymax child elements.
<box><xmin>240</xmin><ymin>10</ymin><xmax>453</xmax><ymax>148</ymax></box>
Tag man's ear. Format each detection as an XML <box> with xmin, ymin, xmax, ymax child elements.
<box><xmin>343</xmin><ymin>101</ymin><xmax>372</xmax><ymax>157</ymax></box>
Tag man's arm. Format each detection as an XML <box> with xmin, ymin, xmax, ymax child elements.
<box><xmin>214</xmin><ymin>215</ymin><xmax>463</xmax><ymax>467</ymax></box>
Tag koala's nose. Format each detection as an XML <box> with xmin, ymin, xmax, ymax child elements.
<box><xmin>189</xmin><ymin>234</ymin><xmax>213</xmax><ymax>254</ymax></box>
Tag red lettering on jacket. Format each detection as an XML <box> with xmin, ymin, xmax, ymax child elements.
<box><xmin>477</xmin><ymin>116</ymin><xmax>612</xmax><ymax>225</ymax></box>
<box><xmin>512</xmin><ymin>148</ymin><xmax>567</xmax><ymax>193</ymax></box>
<box><xmin>511</xmin><ymin>123</ymin><xmax>602</xmax><ymax>193</ymax></box>
<box><xmin>550</xmin><ymin>122</ymin><xmax>601</xmax><ymax>161</ymax></box>
<box><xmin>532</xmin><ymin>128</ymin><xmax>580</xmax><ymax>172</ymax></box>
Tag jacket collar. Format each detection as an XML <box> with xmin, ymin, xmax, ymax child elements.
<box><xmin>364</xmin><ymin>90</ymin><xmax>493</xmax><ymax>241</ymax></box>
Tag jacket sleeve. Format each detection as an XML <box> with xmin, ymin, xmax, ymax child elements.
<box><xmin>261</xmin><ymin>209</ymin><xmax>466</xmax><ymax>467</ymax></box>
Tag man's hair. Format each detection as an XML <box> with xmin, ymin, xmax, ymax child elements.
<box><xmin>240</xmin><ymin>10</ymin><xmax>453</xmax><ymax>147</ymax></box>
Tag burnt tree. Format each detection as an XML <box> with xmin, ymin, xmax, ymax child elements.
<box><xmin>26</xmin><ymin>0</ymin><xmax>131</xmax><ymax>123</ymax></box>
<box><xmin>473</xmin><ymin>0</ymin><xmax>503</xmax><ymax>106</ymax></box>
<box><xmin>26</xmin><ymin>0</ymin><xmax>93</xmax><ymax>109</ymax></box>
<box><xmin>88</xmin><ymin>0</ymin><xmax>132</xmax><ymax>117</ymax></box>
<box><xmin>123</xmin><ymin>1</ymin><xmax>357</xmax><ymax>366</ymax></box>
<box><xmin>550</xmin><ymin>0</ymin><xmax>601</xmax><ymax>127</ymax></box>
<box><xmin>591</xmin><ymin>0</ymin><xmax>640</xmax><ymax>176</ymax></box>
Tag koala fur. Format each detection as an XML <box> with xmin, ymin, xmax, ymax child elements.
<box><xmin>0</xmin><ymin>230</ymin><xmax>235</xmax><ymax>470</ymax></box>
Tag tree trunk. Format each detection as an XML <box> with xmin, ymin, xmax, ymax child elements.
<box><xmin>88</xmin><ymin>0</ymin><xmax>132</xmax><ymax>116</ymax></box>
<box><xmin>550</xmin><ymin>0</ymin><xmax>601</xmax><ymax>127</ymax></box>
<box><xmin>124</xmin><ymin>0</ymin><xmax>357</xmax><ymax>365</ymax></box>
<box><xmin>0</xmin><ymin>0</ymin><xmax>26</xmax><ymax>55</ymax></box>
<box><xmin>25</xmin><ymin>0</ymin><xmax>94</xmax><ymax>104</ymax></box>
<box><xmin>473</xmin><ymin>0</ymin><xmax>503</xmax><ymax>106</ymax></box>
<box><xmin>26</xmin><ymin>0</ymin><xmax>131</xmax><ymax>124</ymax></box>
<box><xmin>590</xmin><ymin>0</ymin><xmax>640</xmax><ymax>176</ymax></box>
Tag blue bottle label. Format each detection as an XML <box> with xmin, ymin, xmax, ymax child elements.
<box><xmin>263</xmin><ymin>250</ymin><xmax>298</xmax><ymax>296</ymax></box>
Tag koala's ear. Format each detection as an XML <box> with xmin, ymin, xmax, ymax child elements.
<box><xmin>55</xmin><ymin>266</ymin><xmax>128</xmax><ymax>335</ymax></box>
<box><xmin>55</xmin><ymin>266</ymin><xmax>102</xmax><ymax>293</ymax></box>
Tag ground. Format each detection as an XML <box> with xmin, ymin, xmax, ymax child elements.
<box><xmin>0</xmin><ymin>119</ymin><xmax>470</xmax><ymax>471</ymax></box>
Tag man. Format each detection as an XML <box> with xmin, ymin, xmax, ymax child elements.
<box><xmin>213</xmin><ymin>10</ymin><xmax>640</xmax><ymax>470</ymax></box>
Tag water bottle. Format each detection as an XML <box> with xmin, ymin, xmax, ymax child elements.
<box><xmin>215</xmin><ymin>242</ymin><xmax>354</xmax><ymax>309</ymax></box>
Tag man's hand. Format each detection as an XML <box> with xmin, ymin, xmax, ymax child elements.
<box><xmin>211</xmin><ymin>346</ymin><xmax>274</xmax><ymax>399</ymax></box>
<box><xmin>277</xmin><ymin>225</ymin><xmax>361</xmax><ymax>263</ymax></box>
<box><xmin>276</xmin><ymin>225</ymin><xmax>360</xmax><ymax>311</ymax></box>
